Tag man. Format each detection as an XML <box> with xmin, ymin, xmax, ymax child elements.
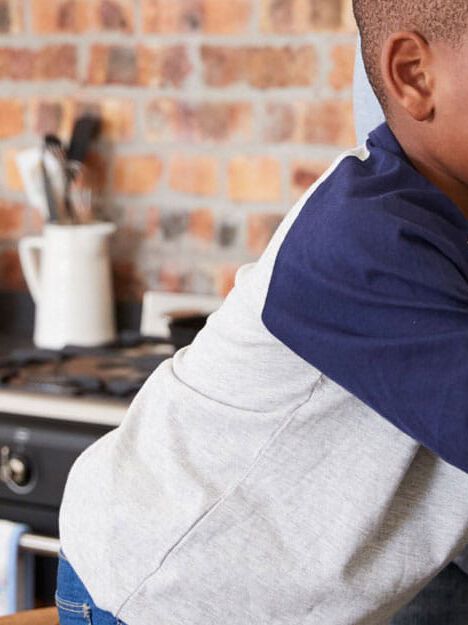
<box><xmin>56</xmin><ymin>4</ymin><xmax>468</xmax><ymax>623</ymax></box>
<box><xmin>354</xmin><ymin>34</ymin><xmax>468</xmax><ymax>625</ymax></box>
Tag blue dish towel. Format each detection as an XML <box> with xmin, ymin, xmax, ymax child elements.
<box><xmin>0</xmin><ymin>520</ymin><xmax>35</xmax><ymax>615</ymax></box>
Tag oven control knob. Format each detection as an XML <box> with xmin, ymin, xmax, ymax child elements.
<box><xmin>9</xmin><ymin>455</ymin><xmax>30</xmax><ymax>487</ymax></box>
<box><xmin>0</xmin><ymin>446</ymin><xmax>31</xmax><ymax>487</ymax></box>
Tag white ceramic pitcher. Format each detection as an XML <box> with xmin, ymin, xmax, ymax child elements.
<box><xmin>19</xmin><ymin>223</ymin><xmax>117</xmax><ymax>349</ymax></box>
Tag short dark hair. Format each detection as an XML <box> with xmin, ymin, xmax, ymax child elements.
<box><xmin>353</xmin><ymin>0</ymin><xmax>468</xmax><ymax>111</ymax></box>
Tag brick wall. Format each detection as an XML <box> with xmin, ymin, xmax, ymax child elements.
<box><xmin>0</xmin><ymin>0</ymin><xmax>357</xmax><ymax>301</ymax></box>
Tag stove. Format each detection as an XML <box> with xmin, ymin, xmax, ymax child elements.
<box><xmin>0</xmin><ymin>331</ymin><xmax>174</xmax><ymax>400</ymax></box>
<box><xmin>0</xmin><ymin>330</ymin><xmax>175</xmax><ymax>608</ymax></box>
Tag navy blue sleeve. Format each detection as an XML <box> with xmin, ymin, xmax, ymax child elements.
<box><xmin>262</xmin><ymin>182</ymin><xmax>468</xmax><ymax>473</ymax></box>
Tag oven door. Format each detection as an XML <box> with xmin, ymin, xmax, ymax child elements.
<box><xmin>0</xmin><ymin>413</ymin><xmax>113</xmax><ymax>607</ymax></box>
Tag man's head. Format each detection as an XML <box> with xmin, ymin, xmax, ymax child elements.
<box><xmin>353</xmin><ymin>0</ymin><xmax>468</xmax><ymax>216</ymax></box>
<box><xmin>354</xmin><ymin>0</ymin><xmax>468</xmax><ymax>112</ymax></box>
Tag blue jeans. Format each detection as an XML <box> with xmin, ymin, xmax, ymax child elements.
<box><xmin>390</xmin><ymin>564</ymin><xmax>468</xmax><ymax>625</ymax></box>
<box><xmin>55</xmin><ymin>550</ymin><xmax>127</xmax><ymax>625</ymax></box>
<box><xmin>56</xmin><ymin>548</ymin><xmax>468</xmax><ymax>624</ymax></box>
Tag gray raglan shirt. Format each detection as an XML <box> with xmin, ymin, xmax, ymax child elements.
<box><xmin>59</xmin><ymin>126</ymin><xmax>468</xmax><ymax>624</ymax></box>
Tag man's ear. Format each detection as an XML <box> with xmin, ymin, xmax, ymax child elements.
<box><xmin>381</xmin><ymin>32</ymin><xmax>435</xmax><ymax>121</ymax></box>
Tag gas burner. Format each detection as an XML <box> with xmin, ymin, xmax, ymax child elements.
<box><xmin>0</xmin><ymin>334</ymin><xmax>174</xmax><ymax>400</ymax></box>
<box><xmin>10</xmin><ymin>349</ymin><xmax>62</xmax><ymax>366</ymax></box>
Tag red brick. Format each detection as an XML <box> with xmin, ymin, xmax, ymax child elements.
<box><xmin>31</xmin><ymin>0</ymin><xmax>94</xmax><ymax>33</ymax></box>
<box><xmin>88</xmin><ymin>45</ymin><xmax>191</xmax><ymax>87</ymax></box>
<box><xmin>146</xmin><ymin>99</ymin><xmax>253</xmax><ymax>143</ymax></box>
<box><xmin>189</xmin><ymin>208</ymin><xmax>215</xmax><ymax>242</ymax></box>
<box><xmin>3</xmin><ymin>148</ymin><xmax>23</xmax><ymax>191</ymax></box>
<box><xmin>158</xmin><ymin>265</ymin><xmax>185</xmax><ymax>292</ymax></box>
<box><xmin>202</xmin><ymin>0</ymin><xmax>251</xmax><ymax>34</ymax></box>
<box><xmin>261</xmin><ymin>0</ymin><xmax>352</xmax><ymax>33</ymax></box>
<box><xmin>260</xmin><ymin>0</ymin><xmax>293</xmax><ymax>33</ymax></box>
<box><xmin>309</xmin><ymin>0</ymin><xmax>343</xmax><ymax>29</ymax></box>
<box><xmin>138</xmin><ymin>45</ymin><xmax>192</xmax><ymax>87</ymax></box>
<box><xmin>112</xmin><ymin>208</ymin><xmax>138</xmax><ymax>238</ymax></box>
<box><xmin>262</xmin><ymin>102</ymin><xmax>295</xmax><ymax>142</ymax></box>
<box><xmin>329</xmin><ymin>43</ymin><xmax>355</xmax><ymax>90</ymax></box>
<box><xmin>88</xmin><ymin>45</ymin><xmax>137</xmax><ymax>85</ymax></box>
<box><xmin>0</xmin><ymin>248</ymin><xmax>26</xmax><ymax>290</ymax></box>
<box><xmin>31</xmin><ymin>98</ymin><xmax>74</xmax><ymax>137</ymax></box>
<box><xmin>217</xmin><ymin>218</ymin><xmax>239</xmax><ymax>248</ymax></box>
<box><xmin>113</xmin><ymin>155</ymin><xmax>163</xmax><ymax>195</ymax></box>
<box><xmin>35</xmin><ymin>45</ymin><xmax>77</xmax><ymax>80</ymax></box>
<box><xmin>228</xmin><ymin>156</ymin><xmax>282</xmax><ymax>203</ymax></box>
<box><xmin>75</xmin><ymin>99</ymin><xmax>135</xmax><ymax>141</ymax></box>
<box><xmin>35</xmin><ymin>101</ymin><xmax>64</xmax><ymax>135</ymax></box>
<box><xmin>263</xmin><ymin>100</ymin><xmax>356</xmax><ymax>147</ymax></box>
<box><xmin>247</xmin><ymin>213</ymin><xmax>283</xmax><ymax>254</ymax></box>
<box><xmin>301</xmin><ymin>100</ymin><xmax>355</xmax><ymax>146</ymax></box>
<box><xmin>0</xmin><ymin>48</ymin><xmax>33</xmax><ymax>80</ymax></box>
<box><xmin>246</xmin><ymin>46</ymin><xmax>316</xmax><ymax>89</ymax></box>
<box><xmin>145</xmin><ymin>206</ymin><xmax>160</xmax><ymax>238</ymax></box>
<box><xmin>32</xmin><ymin>0</ymin><xmax>135</xmax><ymax>32</ymax></box>
<box><xmin>290</xmin><ymin>159</ymin><xmax>331</xmax><ymax>200</ymax></box>
<box><xmin>0</xmin><ymin>200</ymin><xmax>24</xmax><ymax>238</ymax></box>
<box><xmin>33</xmin><ymin>97</ymin><xmax>135</xmax><ymax>143</ymax></box>
<box><xmin>142</xmin><ymin>0</ymin><xmax>251</xmax><ymax>34</ymax></box>
<box><xmin>201</xmin><ymin>47</ymin><xmax>242</xmax><ymax>87</ymax></box>
<box><xmin>0</xmin><ymin>45</ymin><xmax>77</xmax><ymax>80</ymax></box>
<box><xmin>98</xmin><ymin>0</ymin><xmax>134</xmax><ymax>31</ymax></box>
<box><xmin>142</xmin><ymin>0</ymin><xmax>202</xmax><ymax>33</ymax></box>
<box><xmin>202</xmin><ymin>45</ymin><xmax>316</xmax><ymax>88</ymax></box>
<box><xmin>0</xmin><ymin>0</ymin><xmax>23</xmax><ymax>34</ymax></box>
<box><xmin>160</xmin><ymin>209</ymin><xmax>189</xmax><ymax>240</ymax></box>
<box><xmin>0</xmin><ymin>100</ymin><xmax>24</xmax><ymax>138</ymax></box>
<box><xmin>169</xmin><ymin>155</ymin><xmax>218</xmax><ymax>196</ymax></box>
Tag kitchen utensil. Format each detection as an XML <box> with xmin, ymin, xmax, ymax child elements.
<box><xmin>44</xmin><ymin>134</ymin><xmax>62</xmax><ymax>157</ymax></box>
<box><xmin>18</xmin><ymin>223</ymin><xmax>117</xmax><ymax>349</ymax></box>
<box><xmin>15</xmin><ymin>148</ymin><xmax>48</xmax><ymax>217</ymax></box>
<box><xmin>66</xmin><ymin>115</ymin><xmax>101</xmax><ymax>165</ymax></box>
<box><xmin>16</xmin><ymin>147</ymin><xmax>65</xmax><ymax>221</ymax></box>
<box><xmin>68</xmin><ymin>168</ymin><xmax>94</xmax><ymax>225</ymax></box>
<box><xmin>40</xmin><ymin>138</ymin><xmax>59</xmax><ymax>223</ymax></box>
<box><xmin>64</xmin><ymin>116</ymin><xmax>101</xmax><ymax>222</ymax></box>
<box><xmin>44</xmin><ymin>135</ymin><xmax>68</xmax><ymax>223</ymax></box>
